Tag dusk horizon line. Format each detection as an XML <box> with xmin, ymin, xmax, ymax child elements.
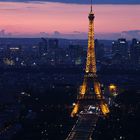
<box><xmin>0</xmin><ymin>0</ymin><xmax>140</xmax><ymax>5</ymax></box>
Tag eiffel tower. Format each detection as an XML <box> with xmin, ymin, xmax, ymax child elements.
<box><xmin>66</xmin><ymin>1</ymin><xmax>109</xmax><ymax>140</ymax></box>
<box><xmin>71</xmin><ymin>0</ymin><xmax>109</xmax><ymax>118</ymax></box>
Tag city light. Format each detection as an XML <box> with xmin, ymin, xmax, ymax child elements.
<box><xmin>109</xmin><ymin>84</ymin><xmax>117</xmax><ymax>91</ymax></box>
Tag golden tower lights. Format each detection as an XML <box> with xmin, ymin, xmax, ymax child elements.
<box><xmin>71</xmin><ymin>0</ymin><xmax>109</xmax><ymax>117</ymax></box>
<box><xmin>86</xmin><ymin>0</ymin><xmax>96</xmax><ymax>75</ymax></box>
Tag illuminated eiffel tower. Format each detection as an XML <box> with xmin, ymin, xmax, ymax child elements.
<box><xmin>66</xmin><ymin>1</ymin><xmax>109</xmax><ymax>140</ymax></box>
<box><xmin>71</xmin><ymin>0</ymin><xmax>109</xmax><ymax>118</ymax></box>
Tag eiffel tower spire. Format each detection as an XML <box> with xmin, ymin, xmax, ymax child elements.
<box><xmin>90</xmin><ymin>0</ymin><xmax>93</xmax><ymax>12</ymax></box>
<box><xmin>85</xmin><ymin>0</ymin><xmax>96</xmax><ymax>77</ymax></box>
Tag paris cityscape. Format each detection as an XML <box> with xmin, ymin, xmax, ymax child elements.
<box><xmin>0</xmin><ymin>0</ymin><xmax>140</xmax><ymax>140</ymax></box>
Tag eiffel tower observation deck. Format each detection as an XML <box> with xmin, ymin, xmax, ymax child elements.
<box><xmin>66</xmin><ymin>1</ymin><xmax>109</xmax><ymax>140</ymax></box>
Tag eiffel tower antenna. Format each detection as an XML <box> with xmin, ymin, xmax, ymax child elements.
<box><xmin>91</xmin><ymin>0</ymin><xmax>93</xmax><ymax>12</ymax></box>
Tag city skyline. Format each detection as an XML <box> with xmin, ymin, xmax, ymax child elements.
<box><xmin>0</xmin><ymin>1</ymin><xmax>140</xmax><ymax>39</ymax></box>
<box><xmin>0</xmin><ymin>1</ymin><xmax>139</xmax><ymax>140</ymax></box>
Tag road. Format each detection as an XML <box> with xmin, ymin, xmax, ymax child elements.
<box><xmin>66</xmin><ymin>112</ymin><xmax>98</xmax><ymax>140</ymax></box>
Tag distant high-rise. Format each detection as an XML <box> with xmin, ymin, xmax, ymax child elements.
<box><xmin>130</xmin><ymin>38</ymin><xmax>140</xmax><ymax>65</ymax></box>
<box><xmin>95</xmin><ymin>39</ymin><xmax>105</xmax><ymax>61</ymax></box>
<box><xmin>48</xmin><ymin>39</ymin><xmax>58</xmax><ymax>50</ymax></box>
<box><xmin>38</xmin><ymin>38</ymin><xmax>48</xmax><ymax>56</ymax></box>
<box><xmin>7</xmin><ymin>45</ymin><xmax>21</xmax><ymax>59</ymax></box>
<box><xmin>112</xmin><ymin>38</ymin><xmax>128</xmax><ymax>58</ymax></box>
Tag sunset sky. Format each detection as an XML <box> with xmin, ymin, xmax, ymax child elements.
<box><xmin>0</xmin><ymin>1</ymin><xmax>140</xmax><ymax>39</ymax></box>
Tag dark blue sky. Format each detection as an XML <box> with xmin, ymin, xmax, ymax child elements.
<box><xmin>0</xmin><ymin>0</ymin><xmax>140</xmax><ymax>4</ymax></box>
